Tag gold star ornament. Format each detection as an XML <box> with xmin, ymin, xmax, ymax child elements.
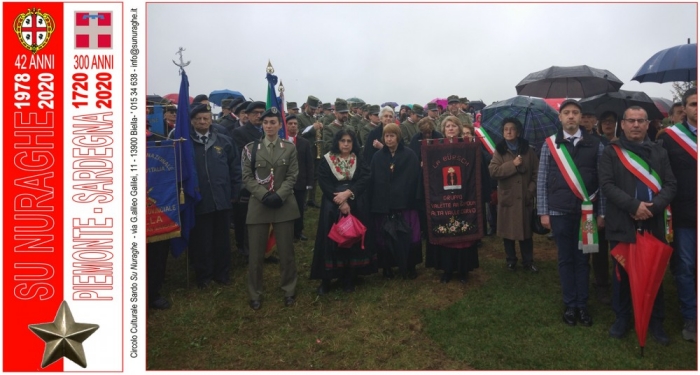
<box><xmin>28</xmin><ymin>301</ymin><xmax>99</xmax><ymax>368</ymax></box>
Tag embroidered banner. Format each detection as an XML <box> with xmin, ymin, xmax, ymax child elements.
<box><xmin>146</xmin><ymin>140</ymin><xmax>181</xmax><ymax>242</ymax></box>
<box><xmin>421</xmin><ymin>138</ymin><xmax>484</xmax><ymax>245</ymax></box>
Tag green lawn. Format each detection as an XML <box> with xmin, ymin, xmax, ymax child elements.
<box><xmin>147</xmin><ymin>207</ymin><xmax>697</xmax><ymax>370</ymax></box>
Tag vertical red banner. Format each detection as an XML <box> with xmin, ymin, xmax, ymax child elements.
<box><xmin>3</xmin><ymin>2</ymin><xmax>64</xmax><ymax>371</ymax></box>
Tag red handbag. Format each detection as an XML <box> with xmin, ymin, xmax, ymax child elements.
<box><xmin>328</xmin><ymin>213</ymin><xmax>366</xmax><ymax>249</ymax></box>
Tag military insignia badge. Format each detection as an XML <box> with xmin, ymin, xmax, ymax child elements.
<box><xmin>271</xmin><ymin>107</ymin><xmax>278</xmax><ymax>114</ymax></box>
<box><xmin>14</xmin><ymin>8</ymin><xmax>56</xmax><ymax>54</ymax></box>
<box><xmin>213</xmin><ymin>146</ymin><xmax>223</xmax><ymax>154</ymax></box>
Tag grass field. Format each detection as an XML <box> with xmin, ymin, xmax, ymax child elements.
<box><xmin>146</xmin><ymin>206</ymin><xmax>697</xmax><ymax>370</ymax></box>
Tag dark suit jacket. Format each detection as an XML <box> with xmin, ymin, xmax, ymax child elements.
<box><xmin>232</xmin><ymin>122</ymin><xmax>263</xmax><ymax>151</ymax></box>
<box><xmin>293</xmin><ymin>136</ymin><xmax>314</xmax><ymax>191</ymax></box>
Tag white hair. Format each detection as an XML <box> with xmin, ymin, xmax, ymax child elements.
<box><xmin>379</xmin><ymin>106</ymin><xmax>395</xmax><ymax>117</ymax></box>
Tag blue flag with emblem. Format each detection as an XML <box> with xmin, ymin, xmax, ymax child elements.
<box><xmin>146</xmin><ymin>140</ymin><xmax>182</xmax><ymax>242</ymax></box>
<box><xmin>170</xmin><ymin>70</ymin><xmax>201</xmax><ymax>257</ymax></box>
<box><xmin>265</xmin><ymin>72</ymin><xmax>287</xmax><ymax>139</ymax></box>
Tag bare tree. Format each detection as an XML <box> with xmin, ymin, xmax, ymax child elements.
<box><xmin>671</xmin><ymin>81</ymin><xmax>697</xmax><ymax>102</ymax></box>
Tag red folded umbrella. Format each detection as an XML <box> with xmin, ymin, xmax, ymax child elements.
<box><xmin>163</xmin><ymin>93</ymin><xmax>193</xmax><ymax>104</ymax></box>
<box><xmin>610</xmin><ymin>231</ymin><xmax>673</xmax><ymax>356</ymax></box>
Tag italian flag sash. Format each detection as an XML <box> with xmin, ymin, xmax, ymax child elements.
<box><xmin>665</xmin><ymin>123</ymin><xmax>697</xmax><ymax>160</ymax></box>
<box><xmin>475</xmin><ymin>127</ymin><xmax>496</xmax><ymax>155</ymax></box>
<box><xmin>545</xmin><ymin>135</ymin><xmax>599</xmax><ymax>253</ymax></box>
<box><xmin>611</xmin><ymin>144</ymin><xmax>673</xmax><ymax>242</ymax></box>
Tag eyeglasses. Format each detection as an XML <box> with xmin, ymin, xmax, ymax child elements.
<box><xmin>622</xmin><ymin>118</ymin><xmax>649</xmax><ymax>124</ymax></box>
<box><xmin>251</xmin><ymin>110</ymin><xmax>264</xmax><ymax>115</ymax></box>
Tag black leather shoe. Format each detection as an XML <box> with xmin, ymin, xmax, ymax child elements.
<box><xmin>563</xmin><ymin>307</ymin><xmax>577</xmax><ymax>326</ymax></box>
<box><xmin>440</xmin><ymin>272</ymin><xmax>452</xmax><ymax>284</ymax></box>
<box><xmin>383</xmin><ymin>268</ymin><xmax>394</xmax><ymax>279</ymax></box>
<box><xmin>299</xmin><ymin>234</ymin><xmax>308</xmax><ymax>241</ymax></box>
<box><xmin>609</xmin><ymin>317</ymin><xmax>630</xmax><ymax>339</ymax></box>
<box><xmin>459</xmin><ymin>273</ymin><xmax>468</xmax><ymax>284</ymax></box>
<box><xmin>524</xmin><ymin>264</ymin><xmax>539</xmax><ymax>273</ymax></box>
<box><xmin>306</xmin><ymin>201</ymin><xmax>318</xmax><ymax>208</ymax></box>
<box><xmin>406</xmin><ymin>269</ymin><xmax>418</xmax><ymax>280</ymax></box>
<box><xmin>264</xmin><ymin>256</ymin><xmax>280</xmax><ymax>264</ymax></box>
<box><xmin>149</xmin><ymin>297</ymin><xmax>171</xmax><ymax>310</ymax></box>
<box><xmin>284</xmin><ymin>295</ymin><xmax>296</xmax><ymax>307</ymax></box>
<box><xmin>197</xmin><ymin>280</ymin><xmax>211</xmax><ymax>290</ymax></box>
<box><xmin>649</xmin><ymin>321</ymin><xmax>670</xmax><ymax>346</ymax></box>
<box><xmin>317</xmin><ymin>280</ymin><xmax>330</xmax><ymax>295</ymax></box>
<box><xmin>507</xmin><ymin>263</ymin><xmax>517</xmax><ymax>272</ymax></box>
<box><xmin>577</xmin><ymin>307</ymin><xmax>593</xmax><ymax>327</ymax></box>
<box><xmin>249</xmin><ymin>300</ymin><xmax>261</xmax><ymax>310</ymax></box>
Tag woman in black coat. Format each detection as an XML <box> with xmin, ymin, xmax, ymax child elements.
<box><xmin>310</xmin><ymin>130</ymin><xmax>375</xmax><ymax>294</ymax></box>
<box><xmin>369</xmin><ymin>123</ymin><xmax>422</xmax><ymax>279</ymax></box>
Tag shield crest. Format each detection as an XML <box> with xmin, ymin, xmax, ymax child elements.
<box><xmin>14</xmin><ymin>8</ymin><xmax>55</xmax><ymax>54</ymax></box>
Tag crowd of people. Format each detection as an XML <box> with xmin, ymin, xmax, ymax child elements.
<box><xmin>146</xmin><ymin>88</ymin><xmax>697</xmax><ymax>347</ymax></box>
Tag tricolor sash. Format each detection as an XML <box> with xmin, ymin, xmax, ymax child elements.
<box><xmin>545</xmin><ymin>135</ymin><xmax>599</xmax><ymax>253</ymax></box>
<box><xmin>665</xmin><ymin>123</ymin><xmax>697</xmax><ymax>160</ymax></box>
<box><xmin>475</xmin><ymin>127</ymin><xmax>496</xmax><ymax>155</ymax></box>
<box><xmin>611</xmin><ymin>144</ymin><xmax>673</xmax><ymax>242</ymax></box>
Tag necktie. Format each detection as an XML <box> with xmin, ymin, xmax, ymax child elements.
<box><xmin>567</xmin><ymin>136</ymin><xmax>577</xmax><ymax>146</ymax></box>
<box><xmin>201</xmin><ymin>135</ymin><xmax>207</xmax><ymax>144</ymax></box>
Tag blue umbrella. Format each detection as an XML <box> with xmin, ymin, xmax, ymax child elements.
<box><xmin>480</xmin><ymin>96</ymin><xmax>561</xmax><ymax>153</ymax></box>
<box><xmin>208</xmin><ymin>89</ymin><xmax>244</xmax><ymax>106</ymax></box>
<box><xmin>632</xmin><ymin>42</ymin><xmax>697</xmax><ymax>83</ymax></box>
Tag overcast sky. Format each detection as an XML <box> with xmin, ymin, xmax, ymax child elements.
<box><xmin>147</xmin><ymin>3</ymin><xmax>697</xmax><ymax>107</ymax></box>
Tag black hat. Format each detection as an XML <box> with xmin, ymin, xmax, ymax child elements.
<box><xmin>427</xmin><ymin>102</ymin><xmax>438</xmax><ymax>111</ymax></box>
<box><xmin>286</xmin><ymin>114</ymin><xmax>297</xmax><ymax>122</ymax></box>
<box><xmin>581</xmin><ymin>108</ymin><xmax>597</xmax><ymax>116</ymax></box>
<box><xmin>234</xmin><ymin>100</ymin><xmax>251</xmax><ymax>114</ymax></box>
<box><xmin>260</xmin><ymin>106</ymin><xmax>281</xmax><ymax>120</ymax></box>
<box><xmin>447</xmin><ymin>95</ymin><xmax>460</xmax><ymax>104</ymax></box>
<box><xmin>306</xmin><ymin>95</ymin><xmax>320</xmax><ymax>109</ymax></box>
<box><xmin>246</xmin><ymin>101</ymin><xmax>266</xmax><ymax>113</ymax></box>
<box><xmin>193</xmin><ymin>94</ymin><xmax>208</xmax><ymax>104</ymax></box>
<box><xmin>559</xmin><ymin>99</ymin><xmax>582</xmax><ymax>113</ymax></box>
<box><xmin>226</xmin><ymin>97</ymin><xmax>245</xmax><ymax>110</ymax></box>
<box><xmin>287</xmin><ymin>102</ymin><xmax>299</xmax><ymax>110</ymax></box>
<box><xmin>335</xmin><ymin>99</ymin><xmax>349</xmax><ymax>113</ymax></box>
<box><xmin>189</xmin><ymin>103</ymin><xmax>212</xmax><ymax>119</ymax></box>
<box><xmin>164</xmin><ymin>105</ymin><xmax>177</xmax><ymax>113</ymax></box>
<box><xmin>368</xmin><ymin>105</ymin><xmax>380</xmax><ymax>115</ymax></box>
<box><xmin>221</xmin><ymin>98</ymin><xmax>234</xmax><ymax>109</ymax></box>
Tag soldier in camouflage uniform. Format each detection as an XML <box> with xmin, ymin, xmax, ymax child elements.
<box><xmin>297</xmin><ymin>95</ymin><xmax>324</xmax><ymax>207</ymax></box>
<box><xmin>438</xmin><ymin>95</ymin><xmax>473</xmax><ymax>132</ymax></box>
<box><xmin>426</xmin><ymin>102</ymin><xmax>440</xmax><ymax>130</ymax></box>
<box><xmin>360</xmin><ymin>105</ymin><xmax>381</xmax><ymax>151</ymax></box>
<box><xmin>400</xmin><ymin>104</ymin><xmax>424</xmax><ymax>145</ymax></box>
<box><xmin>322</xmin><ymin>99</ymin><xmax>350</xmax><ymax>154</ymax></box>
<box><xmin>321</xmin><ymin>102</ymin><xmax>336</xmax><ymax>125</ymax></box>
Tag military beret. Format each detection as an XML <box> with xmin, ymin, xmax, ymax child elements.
<box><xmin>412</xmin><ymin>104</ymin><xmax>425</xmax><ymax>116</ymax></box>
<box><xmin>234</xmin><ymin>100</ymin><xmax>251</xmax><ymax>114</ymax></box>
<box><xmin>335</xmin><ymin>99</ymin><xmax>349</xmax><ymax>113</ymax></box>
<box><xmin>287</xmin><ymin>101</ymin><xmax>299</xmax><ymax>110</ymax></box>
<box><xmin>227</xmin><ymin>97</ymin><xmax>245</xmax><ymax>110</ymax></box>
<box><xmin>447</xmin><ymin>95</ymin><xmax>460</xmax><ymax>104</ymax></box>
<box><xmin>459</xmin><ymin>97</ymin><xmax>468</xmax><ymax>104</ymax></box>
<box><xmin>246</xmin><ymin>101</ymin><xmax>266</xmax><ymax>113</ymax></box>
<box><xmin>427</xmin><ymin>102</ymin><xmax>438</xmax><ymax>111</ymax></box>
<box><xmin>368</xmin><ymin>105</ymin><xmax>380</xmax><ymax>115</ymax></box>
<box><xmin>322</xmin><ymin>102</ymin><xmax>332</xmax><ymax>110</ymax></box>
<box><xmin>260</xmin><ymin>106</ymin><xmax>281</xmax><ymax>120</ymax></box>
<box><xmin>306</xmin><ymin>95</ymin><xmax>320</xmax><ymax>109</ymax></box>
<box><xmin>559</xmin><ymin>99</ymin><xmax>582</xmax><ymax>113</ymax></box>
<box><xmin>189</xmin><ymin>103</ymin><xmax>212</xmax><ymax>119</ymax></box>
<box><xmin>286</xmin><ymin>114</ymin><xmax>297</xmax><ymax>123</ymax></box>
<box><xmin>193</xmin><ymin>94</ymin><xmax>209</xmax><ymax>104</ymax></box>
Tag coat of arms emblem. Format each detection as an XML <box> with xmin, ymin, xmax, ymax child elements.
<box><xmin>14</xmin><ymin>8</ymin><xmax>56</xmax><ymax>54</ymax></box>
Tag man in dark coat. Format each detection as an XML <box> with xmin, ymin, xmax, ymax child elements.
<box><xmin>286</xmin><ymin>114</ymin><xmax>314</xmax><ymax>241</ymax></box>
<box><xmin>537</xmin><ymin>99</ymin><xmax>604</xmax><ymax>327</ymax></box>
<box><xmin>230</xmin><ymin>101</ymin><xmax>266</xmax><ymax>261</ymax></box>
<box><xmin>658</xmin><ymin>88</ymin><xmax>697</xmax><ymax>342</ymax></box>
<box><xmin>599</xmin><ymin>105</ymin><xmax>676</xmax><ymax>345</ymax></box>
<box><xmin>219</xmin><ymin>98</ymin><xmax>245</xmax><ymax>137</ymax></box>
<box><xmin>188</xmin><ymin>103</ymin><xmax>242</xmax><ymax>289</ymax></box>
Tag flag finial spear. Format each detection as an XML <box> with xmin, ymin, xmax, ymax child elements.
<box><xmin>279</xmin><ymin>80</ymin><xmax>284</xmax><ymax>93</ymax></box>
<box><xmin>172</xmin><ymin>47</ymin><xmax>190</xmax><ymax>74</ymax></box>
<box><xmin>266</xmin><ymin>59</ymin><xmax>274</xmax><ymax>74</ymax></box>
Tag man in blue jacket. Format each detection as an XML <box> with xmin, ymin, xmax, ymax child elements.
<box><xmin>188</xmin><ymin>103</ymin><xmax>242</xmax><ymax>289</ymax></box>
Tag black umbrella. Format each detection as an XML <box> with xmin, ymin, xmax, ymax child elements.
<box><xmin>516</xmin><ymin>65</ymin><xmax>623</xmax><ymax>98</ymax></box>
<box><xmin>467</xmin><ymin>100</ymin><xmax>486</xmax><ymax>111</ymax></box>
<box><xmin>381</xmin><ymin>213</ymin><xmax>411</xmax><ymax>277</ymax></box>
<box><xmin>579</xmin><ymin>90</ymin><xmax>665</xmax><ymax>121</ymax></box>
<box><xmin>146</xmin><ymin>94</ymin><xmax>171</xmax><ymax>105</ymax></box>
